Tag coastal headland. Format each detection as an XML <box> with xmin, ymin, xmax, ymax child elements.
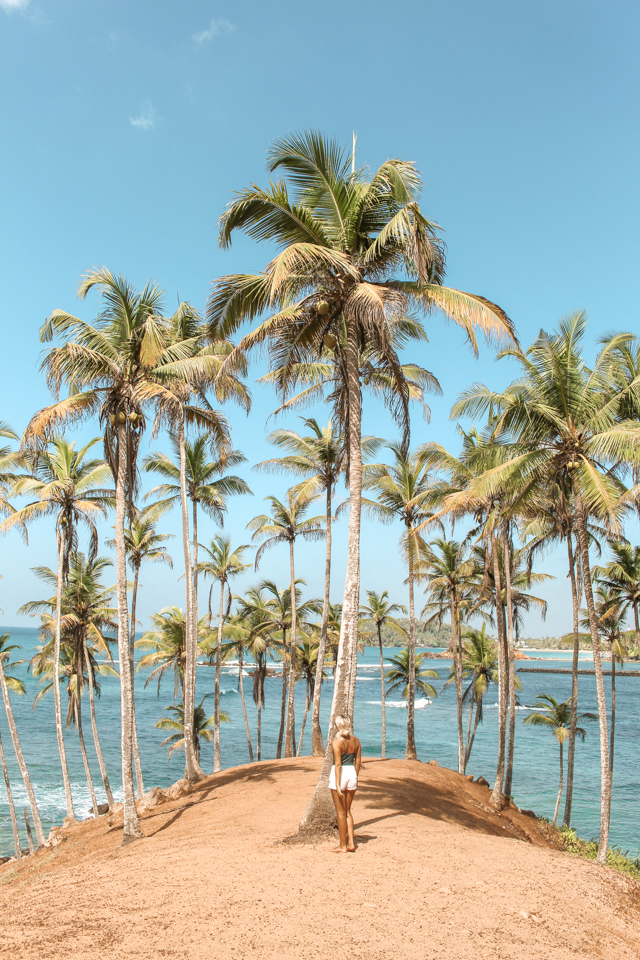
<box><xmin>1</xmin><ymin>758</ymin><xmax>638</xmax><ymax>959</ymax></box>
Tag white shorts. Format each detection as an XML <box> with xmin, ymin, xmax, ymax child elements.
<box><xmin>329</xmin><ymin>764</ymin><xmax>357</xmax><ymax>791</ymax></box>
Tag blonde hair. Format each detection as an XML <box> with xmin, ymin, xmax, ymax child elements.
<box><xmin>334</xmin><ymin>714</ymin><xmax>352</xmax><ymax>737</ymax></box>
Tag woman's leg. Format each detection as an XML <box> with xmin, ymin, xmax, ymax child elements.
<box><xmin>330</xmin><ymin>789</ymin><xmax>348</xmax><ymax>852</ymax></box>
<box><xmin>344</xmin><ymin>790</ymin><xmax>356</xmax><ymax>851</ymax></box>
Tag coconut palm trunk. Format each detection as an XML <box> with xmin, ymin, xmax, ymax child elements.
<box><xmin>53</xmin><ymin>532</ymin><xmax>75</xmax><ymax>820</ymax></box>
<box><xmin>573</xmin><ymin>488</ymin><xmax>610</xmax><ymax>862</ymax></box>
<box><xmin>502</xmin><ymin>527</ymin><xmax>517</xmax><ymax>798</ymax></box>
<box><xmin>129</xmin><ymin>564</ymin><xmax>145</xmax><ymax>799</ymax></box>
<box><xmin>0</xmin><ymin>660</ymin><xmax>45</xmax><ymax>847</ymax></box>
<box><xmin>311</xmin><ymin>484</ymin><xmax>333</xmax><ymax>756</ymax></box>
<box><xmin>450</xmin><ymin>590</ymin><xmax>464</xmax><ymax>773</ymax></box>
<box><xmin>563</xmin><ymin>533</ymin><xmax>581</xmax><ymax>828</ymax></box>
<box><xmin>191</xmin><ymin>497</ymin><xmax>200</xmax><ymax>747</ymax></box>
<box><xmin>82</xmin><ymin>635</ymin><xmax>114</xmax><ymax>807</ymax></box>
<box><xmin>378</xmin><ymin>623</ymin><xmax>387</xmax><ymax>759</ymax></box>
<box><xmin>74</xmin><ymin>699</ymin><xmax>99</xmax><ymax>818</ymax></box>
<box><xmin>297</xmin><ymin>682</ymin><xmax>311</xmax><ymax>756</ymax></box>
<box><xmin>178</xmin><ymin>417</ymin><xmax>202</xmax><ymax>781</ymax></box>
<box><xmin>490</xmin><ymin>527</ymin><xmax>508</xmax><ymax>806</ymax></box>
<box><xmin>213</xmin><ymin>581</ymin><xmax>225</xmax><ymax>773</ymax></box>
<box><xmin>553</xmin><ymin>740</ymin><xmax>564</xmax><ymax>827</ymax></box>
<box><xmin>276</xmin><ymin>633</ymin><xmax>287</xmax><ymax>760</ymax></box>
<box><xmin>298</xmin><ymin>317</ymin><xmax>363</xmax><ymax>835</ymax></box>
<box><xmin>115</xmin><ymin>424</ymin><xmax>143</xmax><ymax>842</ymax></box>
<box><xmin>237</xmin><ymin>644</ymin><xmax>254</xmax><ymax>763</ymax></box>
<box><xmin>465</xmin><ymin>681</ymin><xmax>476</xmax><ymax>764</ymax></box>
<box><xmin>609</xmin><ymin>655</ymin><xmax>616</xmax><ymax>794</ymax></box>
<box><xmin>284</xmin><ymin>539</ymin><xmax>298</xmax><ymax>758</ymax></box>
<box><xmin>0</xmin><ymin>729</ymin><xmax>21</xmax><ymax>858</ymax></box>
<box><xmin>466</xmin><ymin>692</ymin><xmax>483</xmax><ymax>767</ymax></box>
<box><xmin>406</xmin><ymin>542</ymin><xmax>417</xmax><ymax>760</ymax></box>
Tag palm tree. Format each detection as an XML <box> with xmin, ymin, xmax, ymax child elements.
<box><xmin>0</xmin><ymin>635</ymin><xmax>45</xmax><ymax>847</ymax></box>
<box><xmin>143</xmin><ymin>434</ymin><xmax>251</xmax><ymax>707</ymax></box>
<box><xmin>418</xmin><ymin>538</ymin><xmax>478</xmax><ymax>773</ymax></box>
<box><xmin>247</xmin><ymin>490</ymin><xmax>324</xmax><ymax>758</ymax></box>
<box><xmin>112</xmin><ymin>505</ymin><xmax>173</xmax><ymax>798</ymax></box>
<box><xmin>1</xmin><ymin>437</ymin><xmax>112</xmax><ymax>821</ymax></box>
<box><xmin>294</xmin><ymin>641</ymin><xmax>324</xmax><ymax>756</ymax></box>
<box><xmin>457</xmin><ymin>624</ymin><xmax>499</xmax><ymax>766</ymax></box>
<box><xmin>207</xmin><ymin>131</ymin><xmax>515</xmax><ymax>834</ymax></box>
<box><xmin>19</xmin><ymin>553</ymin><xmax>118</xmax><ymax>809</ymax></box>
<box><xmin>219</xmin><ymin>612</ymin><xmax>256</xmax><ymax>762</ymax></box>
<box><xmin>359</xmin><ymin>590</ymin><xmax>407</xmax><ymax>758</ymax></box>
<box><xmin>385</xmin><ymin>649</ymin><xmax>439</xmax><ymax>702</ymax></box>
<box><xmin>198</xmin><ymin>536</ymin><xmax>252</xmax><ymax>772</ymax></box>
<box><xmin>235</xmin><ymin>585</ymin><xmax>282</xmax><ymax>761</ymax></box>
<box><xmin>524</xmin><ymin>694</ymin><xmax>597</xmax><ymax>826</ymax></box>
<box><xmin>451</xmin><ymin>313</ymin><xmax>640</xmax><ymax>859</ymax></box>
<box><xmin>254</xmin><ymin>418</ymin><xmax>343</xmax><ymax>757</ymax></box>
<box><xmin>0</xmin><ymin>725</ymin><xmax>21</xmax><ymax>859</ymax></box>
<box><xmin>364</xmin><ymin>443</ymin><xmax>440</xmax><ymax>760</ymax></box>
<box><xmin>592</xmin><ymin>543</ymin><xmax>640</xmax><ymax>649</ymax></box>
<box><xmin>155</xmin><ymin>696</ymin><xmax>229</xmax><ymax>764</ymax></box>
<box><xmin>137</xmin><ymin>606</ymin><xmax>208</xmax><ymax>699</ymax></box>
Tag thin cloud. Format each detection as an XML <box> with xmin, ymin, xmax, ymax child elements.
<box><xmin>0</xmin><ymin>0</ymin><xmax>31</xmax><ymax>10</ymax></box>
<box><xmin>192</xmin><ymin>17</ymin><xmax>234</xmax><ymax>44</ymax></box>
<box><xmin>130</xmin><ymin>103</ymin><xmax>156</xmax><ymax>131</ymax></box>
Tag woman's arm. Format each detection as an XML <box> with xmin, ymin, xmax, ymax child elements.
<box><xmin>355</xmin><ymin>739</ymin><xmax>362</xmax><ymax>776</ymax></box>
<box><xmin>332</xmin><ymin>739</ymin><xmax>343</xmax><ymax>796</ymax></box>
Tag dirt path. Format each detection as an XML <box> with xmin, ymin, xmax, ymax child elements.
<box><xmin>1</xmin><ymin>758</ymin><xmax>639</xmax><ymax>959</ymax></box>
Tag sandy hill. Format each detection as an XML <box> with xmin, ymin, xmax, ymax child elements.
<box><xmin>1</xmin><ymin>758</ymin><xmax>639</xmax><ymax>959</ymax></box>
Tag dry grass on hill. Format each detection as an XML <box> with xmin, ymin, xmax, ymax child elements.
<box><xmin>1</xmin><ymin>757</ymin><xmax>639</xmax><ymax>959</ymax></box>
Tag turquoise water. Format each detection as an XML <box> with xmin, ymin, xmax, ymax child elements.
<box><xmin>1</xmin><ymin>626</ymin><xmax>638</xmax><ymax>857</ymax></box>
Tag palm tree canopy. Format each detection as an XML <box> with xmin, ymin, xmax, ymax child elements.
<box><xmin>524</xmin><ymin>693</ymin><xmax>597</xmax><ymax>742</ymax></box>
<box><xmin>247</xmin><ymin>488</ymin><xmax>325</xmax><ymax>569</ymax></box>
<box><xmin>384</xmin><ymin>649</ymin><xmax>439</xmax><ymax>700</ymax></box>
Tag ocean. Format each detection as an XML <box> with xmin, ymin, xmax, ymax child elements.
<box><xmin>1</xmin><ymin>627</ymin><xmax>638</xmax><ymax>858</ymax></box>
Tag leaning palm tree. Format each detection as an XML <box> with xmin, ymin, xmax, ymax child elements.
<box><xmin>1</xmin><ymin>437</ymin><xmax>112</xmax><ymax>821</ymax></box>
<box><xmin>207</xmin><ymin>132</ymin><xmax>516</xmax><ymax>834</ymax></box>
<box><xmin>592</xmin><ymin>542</ymin><xmax>640</xmax><ymax>649</ymax></box>
<box><xmin>524</xmin><ymin>694</ymin><xmax>597</xmax><ymax>826</ymax></box>
<box><xmin>385</xmin><ymin>649</ymin><xmax>439</xmax><ymax>702</ymax></box>
<box><xmin>359</xmin><ymin>591</ymin><xmax>407</xmax><ymax>758</ymax></box>
<box><xmin>109</xmin><ymin>504</ymin><xmax>173</xmax><ymax>798</ymax></box>
<box><xmin>19</xmin><ymin>553</ymin><xmax>118</xmax><ymax>809</ymax></box>
<box><xmin>364</xmin><ymin>443</ymin><xmax>440</xmax><ymax>760</ymax></box>
<box><xmin>0</xmin><ymin>725</ymin><xmax>21</xmax><ymax>859</ymax></box>
<box><xmin>247</xmin><ymin>490</ymin><xmax>325</xmax><ymax>758</ymax></box>
<box><xmin>450</xmin><ymin>313</ymin><xmax>640</xmax><ymax>859</ymax></box>
<box><xmin>0</xmin><ymin>635</ymin><xmax>46</xmax><ymax>847</ymax></box>
<box><xmin>198</xmin><ymin>536</ymin><xmax>252</xmax><ymax>772</ymax></box>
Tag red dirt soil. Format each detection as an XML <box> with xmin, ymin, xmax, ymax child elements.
<box><xmin>1</xmin><ymin>757</ymin><xmax>639</xmax><ymax>959</ymax></box>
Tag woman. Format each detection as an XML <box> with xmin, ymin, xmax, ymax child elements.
<box><xmin>329</xmin><ymin>714</ymin><xmax>362</xmax><ymax>853</ymax></box>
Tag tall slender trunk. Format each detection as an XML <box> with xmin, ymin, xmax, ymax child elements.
<box><xmin>257</xmin><ymin>688</ymin><xmax>262</xmax><ymax>762</ymax></box>
<box><xmin>490</xmin><ymin>527</ymin><xmax>508</xmax><ymax>806</ymax></box>
<box><xmin>284</xmin><ymin>539</ymin><xmax>298</xmax><ymax>758</ymax></box>
<box><xmin>129</xmin><ymin>565</ymin><xmax>144</xmax><ymax>799</ymax></box>
<box><xmin>298</xmin><ymin>314</ymin><xmax>362</xmax><ymax>835</ymax></box>
<box><xmin>378</xmin><ymin>624</ymin><xmax>386</xmax><ymax>759</ymax></box>
<box><xmin>450</xmin><ymin>589</ymin><xmax>464</xmax><ymax>773</ymax></box>
<box><xmin>0</xmin><ymin>729</ymin><xmax>21</xmax><ymax>858</ymax></box>
<box><xmin>563</xmin><ymin>532</ymin><xmax>581</xmax><ymax>828</ymax></box>
<box><xmin>0</xmin><ymin>661</ymin><xmax>45</xmax><ymax>847</ymax></box>
<box><xmin>406</xmin><ymin>539</ymin><xmax>417</xmax><ymax>760</ymax></box>
<box><xmin>297</xmin><ymin>682</ymin><xmax>311</xmax><ymax>756</ymax></box>
<box><xmin>634</xmin><ymin>602</ymin><xmax>640</xmax><ymax>651</ymax></box>
<box><xmin>553</xmin><ymin>741</ymin><xmax>564</xmax><ymax>827</ymax></box>
<box><xmin>312</xmin><ymin>483</ymin><xmax>332</xmax><ymax>756</ymax></box>
<box><xmin>465</xmin><ymin>679</ymin><xmax>475</xmax><ymax>764</ymax></box>
<box><xmin>466</xmin><ymin>696</ymin><xmax>482</xmax><ymax>767</ymax></box>
<box><xmin>74</xmin><ymin>699</ymin><xmax>99</xmax><ymax>818</ymax></box>
<box><xmin>502</xmin><ymin>527</ymin><xmax>516</xmax><ymax>798</ymax></box>
<box><xmin>573</xmin><ymin>487</ymin><xmax>610</xmax><ymax>863</ymax></box>
<box><xmin>53</xmin><ymin>532</ymin><xmax>74</xmax><ymax>819</ymax></box>
<box><xmin>82</xmin><ymin>635</ymin><xmax>114</xmax><ymax>807</ymax></box>
<box><xmin>178</xmin><ymin>418</ymin><xmax>202</xmax><ymax>781</ymax></box>
<box><xmin>191</xmin><ymin>497</ymin><xmax>200</xmax><ymax>760</ymax></box>
<box><xmin>115</xmin><ymin>423</ymin><xmax>142</xmax><ymax>842</ymax></box>
<box><xmin>213</xmin><ymin>581</ymin><xmax>225</xmax><ymax>773</ymax></box>
<box><xmin>609</xmin><ymin>653</ymin><xmax>616</xmax><ymax>821</ymax></box>
<box><xmin>238</xmin><ymin>645</ymin><xmax>254</xmax><ymax>763</ymax></box>
<box><xmin>276</xmin><ymin>631</ymin><xmax>287</xmax><ymax>759</ymax></box>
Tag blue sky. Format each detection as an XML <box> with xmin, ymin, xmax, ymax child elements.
<box><xmin>0</xmin><ymin>0</ymin><xmax>638</xmax><ymax>634</ymax></box>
